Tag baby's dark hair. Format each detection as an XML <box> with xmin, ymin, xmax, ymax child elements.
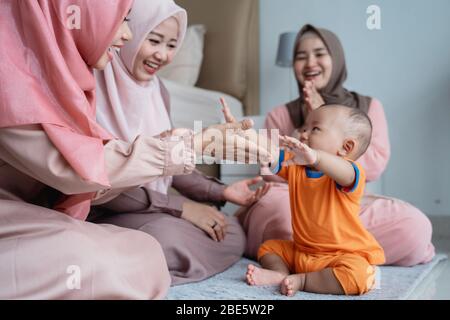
<box><xmin>320</xmin><ymin>104</ymin><xmax>372</xmax><ymax>159</ymax></box>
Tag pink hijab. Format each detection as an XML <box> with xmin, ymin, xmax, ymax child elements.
<box><xmin>95</xmin><ymin>0</ymin><xmax>187</xmax><ymax>194</ymax></box>
<box><xmin>0</xmin><ymin>0</ymin><xmax>133</xmax><ymax>219</ymax></box>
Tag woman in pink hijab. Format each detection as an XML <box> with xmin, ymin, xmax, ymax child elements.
<box><xmin>0</xmin><ymin>0</ymin><xmax>195</xmax><ymax>299</ymax></box>
<box><xmin>239</xmin><ymin>25</ymin><xmax>435</xmax><ymax>267</ymax></box>
<box><xmin>93</xmin><ymin>0</ymin><xmax>271</xmax><ymax>285</ymax></box>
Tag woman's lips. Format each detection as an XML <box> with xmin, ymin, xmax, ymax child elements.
<box><xmin>143</xmin><ymin>61</ymin><xmax>159</xmax><ymax>75</ymax></box>
<box><xmin>303</xmin><ymin>70</ymin><xmax>321</xmax><ymax>81</ymax></box>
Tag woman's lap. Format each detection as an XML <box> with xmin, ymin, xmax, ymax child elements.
<box><xmin>93</xmin><ymin>209</ymin><xmax>246</xmax><ymax>285</ymax></box>
<box><xmin>0</xmin><ymin>199</ymin><xmax>170</xmax><ymax>299</ymax></box>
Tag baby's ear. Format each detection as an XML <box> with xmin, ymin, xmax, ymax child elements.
<box><xmin>338</xmin><ymin>138</ymin><xmax>356</xmax><ymax>157</ymax></box>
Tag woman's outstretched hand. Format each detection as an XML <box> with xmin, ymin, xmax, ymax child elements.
<box><xmin>216</xmin><ymin>97</ymin><xmax>278</xmax><ymax>165</ymax></box>
<box><xmin>193</xmin><ymin>98</ymin><xmax>273</xmax><ymax>165</ymax></box>
<box><xmin>181</xmin><ymin>201</ymin><xmax>227</xmax><ymax>242</ymax></box>
<box><xmin>223</xmin><ymin>176</ymin><xmax>271</xmax><ymax>206</ymax></box>
<box><xmin>303</xmin><ymin>80</ymin><xmax>325</xmax><ymax>112</ymax></box>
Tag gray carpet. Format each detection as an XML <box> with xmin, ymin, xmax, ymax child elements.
<box><xmin>167</xmin><ymin>254</ymin><xmax>447</xmax><ymax>300</ymax></box>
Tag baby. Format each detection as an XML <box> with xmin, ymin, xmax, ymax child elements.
<box><xmin>246</xmin><ymin>104</ymin><xmax>385</xmax><ymax>296</ymax></box>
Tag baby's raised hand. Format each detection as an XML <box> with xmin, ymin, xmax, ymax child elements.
<box><xmin>279</xmin><ymin>135</ymin><xmax>318</xmax><ymax>167</ymax></box>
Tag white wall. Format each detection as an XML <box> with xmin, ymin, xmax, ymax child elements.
<box><xmin>259</xmin><ymin>0</ymin><xmax>450</xmax><ymax>215</ymax></box>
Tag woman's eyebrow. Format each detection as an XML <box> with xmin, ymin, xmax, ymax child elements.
<box><xmin>296</xmin><ymin>47</ymin><xmax>327</xmax><ymax>54</ymax></box>
<box><xmin>149</xmin><ymin>31</ymin><xmax>164</xmax><ymax>38</ymax></box>
<box><xmin>149</xmin><ymin>32</ymin><xmax>178</xmax><ymax>42</ymax></box>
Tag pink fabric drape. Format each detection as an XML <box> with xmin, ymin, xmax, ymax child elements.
<box><xmin>0</xmin><ymin>0</ymin><xmax>133</xmax><ymax>219</ymax></box>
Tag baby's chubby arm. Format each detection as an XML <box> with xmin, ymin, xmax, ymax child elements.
<box><xmin>280</xmin><ymin>136</ymin><xmax>355</xmax><ymax>187</ymax></box>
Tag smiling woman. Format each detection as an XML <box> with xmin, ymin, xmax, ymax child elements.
<box><xmin>133</xmin><ymin>17</ymin><xmax>180</xmax><ymax>80</ymax></box>
<box><xmin>294</xmin><ymin>31</ymin><xmax>333</xmax><ymax>90</ymax></box>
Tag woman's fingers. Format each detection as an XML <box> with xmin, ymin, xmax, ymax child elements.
<box><xmin>213</xmin><ymin>211</ymin><xmax>226</xmax><ymax>227</ymax></box>
<box><xmin>253</xmin><ymin>183</ymin><xmax>270</xmax><ymax>201</ymax></box>
<box><xmin>305</xmin><ymin>97</ymin><xmax>314</xmax><ymax>112</ymax></box>
<box><xmin>171</xmin><ymin>128</ymin><xmax>192</xmax><ymax>136</ymax></box>
<box><xmin>253</xmin><ymin>186</ymin><xmax>262</xmax><ymax>200</ymax></box>
<box><xmin>220</xmin><ymin>97</ymin><xmax>237</xmax><ymax>123</ymax></box>
<box><xmin>222</xmin><ymin>119</ymin><xmax>254</xmax><ymax>131</ymax></box>
<box><xmin>215</xmin><ymin>224</ymin><xmax>225</xmax><ymax>241</ymax></box>
<box><xmin>260</xmin><ymin>182</ymin><xmax>271</xmax><ymax>197</ymax></box>
<box><xmin>238</xmin><ymin>138</ymin><xmax>272</xmax><ymax>164</ymax></box>
<box><xmin>205</xmin><ymin>223</ymin><xmax>218</xmax><ymax>241</ymax></box>
<box><xmin>212</xmin><ymin>212</ymin><xmax>227</xmax><ymax>241</ymax></box>
<box><xmin>220</xmin><ymin>97</ymin><xmax>254</xmax><ymax>132</ymax></box>
<box><xmin>246</xmin><ymin>176</ymin><xmax>263</xmax><ymax>186</ymax></box>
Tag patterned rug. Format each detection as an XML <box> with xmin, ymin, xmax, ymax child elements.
<box><xmin>167</xmin><ymin>254</ymin><xmax>447</xmax><ymax>300</ymax></box>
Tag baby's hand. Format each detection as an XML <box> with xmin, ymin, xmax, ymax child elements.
<box><xmin>279</xmin><ymin>135</ymin><xmax>318</xmax><ymax>167</ymax></box>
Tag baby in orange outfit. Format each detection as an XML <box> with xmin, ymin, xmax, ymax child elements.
<box><xmin>246</xmin><ymin>104</ymin><xmax>385</xmax><ymax>296</ymax></box>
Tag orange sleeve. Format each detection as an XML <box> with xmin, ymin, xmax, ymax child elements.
<box><xmin>275</xmin><ymin>150</ymin><xmax>294</xmax><ymax>180</ymax></box>
<box><xmin>338</xmin><ymin>161</ymin><xmax>366</xmax><ymax>199</ymax></box>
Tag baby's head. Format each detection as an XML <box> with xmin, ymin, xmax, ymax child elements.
<box><xmin>296</xmin><ymin>104</ymin><xmax>372</xmax><ymax>160</ymax></box>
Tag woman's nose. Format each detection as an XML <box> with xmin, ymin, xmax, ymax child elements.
<box><xmin>306</xmin><ymin>54</ymin><xmax>316</xmax><ymax>67</ymax></box>
<box><xmin>122</xmin><ymin>24</ymin><xmax>133</xmax><ymax>41</ymax></box>
<box><xmin>154</xmin><ymin>48</ymin><xmax>168</xmax><ymax>62</ymax></box>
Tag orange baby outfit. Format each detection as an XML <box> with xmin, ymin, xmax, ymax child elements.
<box><xmin>258</xmin><ymin>151</ymin><xmax>385</xmax><ymax>295</ymax></box>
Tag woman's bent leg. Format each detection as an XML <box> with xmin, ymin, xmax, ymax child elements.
<box><xmin>95</xmin><ymin>212</ymin><xmax>246</xmax><ymax>285</ymax></box>
<box><xmin>360</xmin><ymin>195</ymin><xmax>435</xmax><ymax>266</ymax></box>
<box><xmin>0</xmin><ymin>200</ymin><xmax>170</xmax><ymax>299</ymax></box>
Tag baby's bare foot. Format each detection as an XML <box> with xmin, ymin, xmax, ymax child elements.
<box><xmin>280</xmin><ymin>274</ymin><xmax>305</xmax><ymax>297</ymax></box>
<box><xmin>246</xmin><ymin>264</ymin><xmax>285</xmax><ymax>286</ymax></box>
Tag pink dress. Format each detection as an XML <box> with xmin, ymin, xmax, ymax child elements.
<box><xmin>239</xmin><ymin>99</ymin><xmax>435</xmax><ymax>266</ymax></box>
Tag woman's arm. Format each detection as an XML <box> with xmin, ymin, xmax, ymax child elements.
<box><xmin>95</xmin><ymin>186</ymin><xmax>187</xmax><ymax>217</ymax></box>
<box><xmin>0</xmin><ymin>125</ymin><xmax>195</xmax><ymax>201</ymax></box>
<box><xmin>172</xmin><ymin>169</ymin><xmax>227</xmax><ymax>207</ymax></box>
<box><xmin>357</xmin><ymin>99</ymin><xmax>391</xmax><ymax>182</ymax></box>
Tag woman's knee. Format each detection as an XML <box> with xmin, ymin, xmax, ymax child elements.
<box><xmin>245</xmin><ymin>187</ymin><xmax>292</xmax><ymax>236</ymax></box>
<box><xmin>65</xmin><ymin>226</ymin><xmax>170</xmax><ymax>299</ymax></box>
<box><xmin>225</xmin><ymin>216</ymin><xmax>246</xmax><ymax>253</ymax></box>
<box><xmin>392</xmin><ymin>203</ymin><xmax>435</xmax><ymax>266</ymax></box>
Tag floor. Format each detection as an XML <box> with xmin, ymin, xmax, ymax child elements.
<box><xmin>412</xmin><ymin>215</ymin><xmax>450</xmax><ymax>299</ymax></box>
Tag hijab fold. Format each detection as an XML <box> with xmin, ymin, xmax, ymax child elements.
<box><xmin>0</xmin><ymin>0</ymin><xmax>132</xmax><ymax>220</ymax></box>
<box><xmin>286</xmin><ymin>24</ymin><xmax>371</xmax><ymax>129</ymax></box>
<box><xmin>96</xmin><ymin>0</ymin><xmax>187</xmax><ymax>195</ymax></box>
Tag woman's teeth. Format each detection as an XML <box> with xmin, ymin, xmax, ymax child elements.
<box><xmin>144</xmin><ymin>61</ymin><xmax>159</xmax><ymax>69</ymax></box>
<box><xmin>304</xmin><ymin>71</ymin><xmax>321</xmax><ymax>77</ymax></box>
